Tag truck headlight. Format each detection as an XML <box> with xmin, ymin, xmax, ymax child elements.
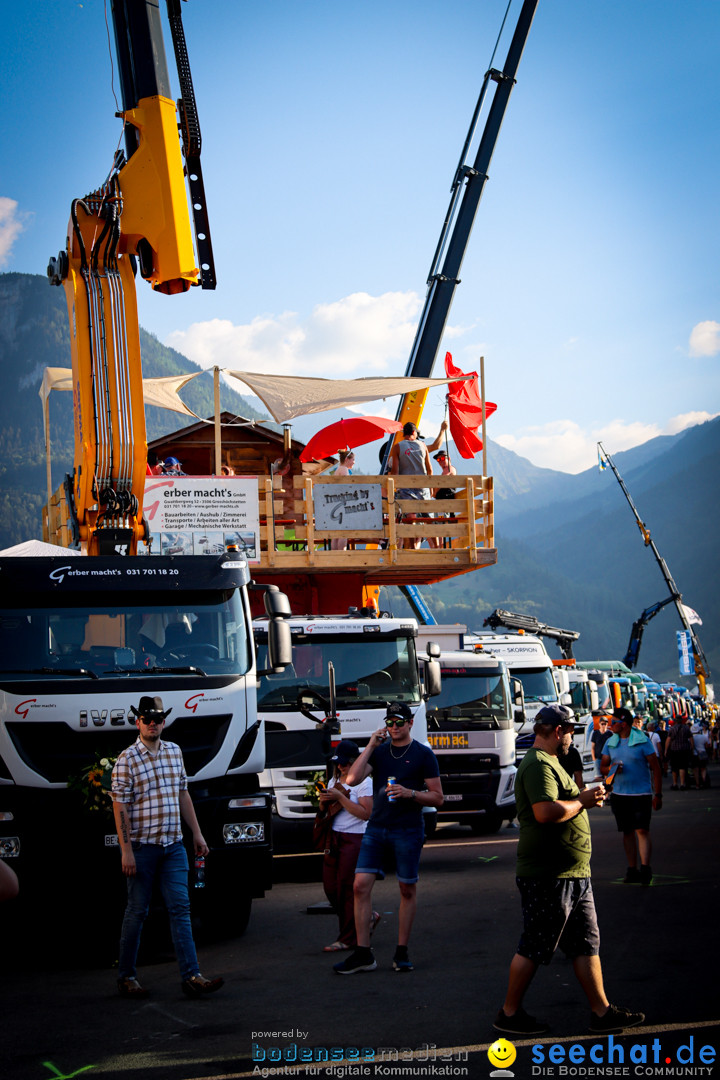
<box><xmin>228</xmin><ymin>797</ymin><xmax>267</xmax><ymax>809</ymax></box>
<box><xmin>0</xmin><ymin>837</ymin><xmax>20</xmax><ymax>857</ymax></box>
<box><xmin>223</xmin><ymin>822</ymin><xmax>265</xmax><ymax>843</ymax></box>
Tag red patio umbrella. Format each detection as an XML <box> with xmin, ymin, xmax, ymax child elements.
<box><xmin>299</xmin><ymin>415</ymin><xmax>403</xmax><ymax>463</ymax></box>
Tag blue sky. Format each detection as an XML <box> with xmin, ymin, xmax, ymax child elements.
<box><xmin>1</xmin><ymin>0</ymin><xmax>718</xmax><ymax>472</ymax></box>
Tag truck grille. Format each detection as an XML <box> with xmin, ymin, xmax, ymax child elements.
<box><xmin>6</xmin><ymin>715</ymin><xmax>232</xmax><ymax>784</ymax></box>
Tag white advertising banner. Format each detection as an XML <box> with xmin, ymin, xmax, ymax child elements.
<box><xmin>143</xmin><ymin>477</ymin><xmax>260</xmax><ymax>561</ymax></box>
<box><xmin>313</xmin><ymin>483</ymin><xmax>383</xmax><ymax>532</ymax></box>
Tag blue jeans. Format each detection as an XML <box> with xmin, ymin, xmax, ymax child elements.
<box><xmin>118</xmin><ymin>841</ymin><xmax>200</xmax><ymax>981</ymax></box>
<box><xmin>355</xmin><ymin>823</ymin><xmax>425</xmax><ymax>884</ymax></box>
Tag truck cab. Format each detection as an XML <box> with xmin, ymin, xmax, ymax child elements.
<box><xmin>556</xmin><ymin>664</ymin><xmax>599</xmax><ymax>781</ymax></box>
<box><xmin>0</xmin><ymin>552</ymin><xmax>290</xmax><ymax>935</ymax></box>
<box><xmin>253</xmin><ymin>614</ymin><xmax>440</xmax><ymax>830</ymax></box>
<box><xmin>425</xmin><ymin>649</ymin><xmax>518</xmax><ymax>833</ymax></box>
<box><xmin>464</xmin><ymin>631</ymin><xmax>559</xmax><ymax>759</ymax></box>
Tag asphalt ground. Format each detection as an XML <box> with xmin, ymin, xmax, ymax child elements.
<box><xmin>3</xmin><ymin>767</ymin><xmax>720</xmax><ymax>1080</ymax></box>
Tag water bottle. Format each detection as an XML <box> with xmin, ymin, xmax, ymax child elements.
<box><xmin>194</xmin><ymin>854</ymin><xmax>206</xmax><ymax>889</ymax></box>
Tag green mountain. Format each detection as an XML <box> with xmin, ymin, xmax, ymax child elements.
<box><xmin>396</xmin><ymin>418</ymin><xmax>720</xmax><ymax>686</ymax></box>
<box><xmin>0</xmin><ymin>272</ymin><xmax>269</xmax><ymax>548</ymax></box>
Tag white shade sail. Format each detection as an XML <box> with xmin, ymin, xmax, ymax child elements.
<box><xmin>222</xmin><ymin>370</ymin><xmax>468</xmax><ymax>423</ymax></box>
<box><xmin>39</xmin><ymin>368</ymin><xmax>202</xmax><ymax>418</ymax></box>
<box><xmin>41</xmin><ymin>367</ymin><xmax>469</xmax><ymax>426</ymax></box>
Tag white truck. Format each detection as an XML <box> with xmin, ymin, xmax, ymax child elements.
<box><xmin>555</xmin><ymin>664</ymin><xmax>600</xmax><ymax>780</ymax></box>
<box><xmin>424</xmin><ymin>649</ymin><xmax>520</xmax><ymax>833</ymax></box>
<box><xmin>464</xmin><ymin>631</ymin><xmax>563</xmax><ymax>759</ymax></box>
<box><xmin>0</xmin><ymin>551</ymin><xmax>291</xmax><ymax>937</ymax></box>
<box><xmin>253</xmin><ymin>614</ymin><xmax>441</xmax><ymax>829</ymax></box>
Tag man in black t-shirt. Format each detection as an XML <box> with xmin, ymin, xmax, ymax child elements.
<box><xmin>333</xmin><ymin>701</ymin><xmax>443</xmax><ymax>975</ymax></box>
<box><xmin>558</xmin><ymin>740</ymin><xmax>585</xmax><ymax>789</ymax></box>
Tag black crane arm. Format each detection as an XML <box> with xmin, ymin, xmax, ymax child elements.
<box><xmin>483</xmin><ymin>608</ymin><xmax>580</xmax><ymax>660</ymax></box>
<box><xmin>598</xmin><ymin>442</ymin><xmax>710</xmax><ymax>693</ymax></box>
<box><xmin>623</xmin><ymin>596</ymin><xmax>676</xmax><ymax>669</ymax></box>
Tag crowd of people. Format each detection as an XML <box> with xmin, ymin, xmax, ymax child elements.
<box><xmin>4</xmin><ymin>688</ymin><xmax>714</xmax><ymax>1039</ymax></box>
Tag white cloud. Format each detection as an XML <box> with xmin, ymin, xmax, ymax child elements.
<box><xmin>494</xmin><ymin>412</ymin><xmax>718</xmax><ymax>474</ymax></box>
<box><xmin>688</xmin><ymin>320</ymin><xmax>720</xmax><ymax>357</ymax></box>
<box><xmin>0</xmin><ymin>197</ymin><xmax>25</xmax><ymax>267</ymax></box>
<box><xmin>664</xmin><ymin>410</ymin><xmax>719</xmax><ymax>435</ymax></box>
<box><xmin>165</xmin><ymin>290</ymin><xmax>422</xmax><ymax>377</ymax></box>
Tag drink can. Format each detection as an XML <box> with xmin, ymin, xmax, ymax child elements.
<box><xmin>387</xmin><ymin>776</ymin><xmax>397</xmax><ymax>802</ymax></box>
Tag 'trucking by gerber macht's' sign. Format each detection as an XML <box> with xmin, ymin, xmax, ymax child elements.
<box><xmin>143</xmin><ymin>477</ymin><xmax>260</xmax><ymax>560</ymax></box>
<box><xmin>313</xmin><ymin>483</ymin><xmax>383</xmax><ymax>532</ymax></box>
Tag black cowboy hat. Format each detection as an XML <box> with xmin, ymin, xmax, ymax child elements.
<box><xmin>129</xmin><ymin>695</ymin><xmax>172</xmax><ymax>720</ymax></box>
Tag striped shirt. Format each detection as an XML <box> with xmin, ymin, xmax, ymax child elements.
<box><xmin>111</xmin><ymin>738</ymin><xmax>188</xmax><ymax>846</ymax></box>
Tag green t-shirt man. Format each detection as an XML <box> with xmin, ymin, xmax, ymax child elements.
<box><xmin>515</xmin><ymin>748</ymin><xmax>592</xmax><ymax>878</ymax></box>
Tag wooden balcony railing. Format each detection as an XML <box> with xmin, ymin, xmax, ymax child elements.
<box><xmin>257</xmin><ymin>473</ymin><xmax>496</xmax><ymax>585</ymax></box>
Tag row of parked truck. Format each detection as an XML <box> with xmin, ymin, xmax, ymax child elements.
<box><xmin>255</xmin><ymin>613</ymin><xmax>599</xmax><ymax>837</ymax></box>
<box><xmin>255</xmin><ymin>609</ymin><xmax>714</xmax><ymax>841</ymax></box>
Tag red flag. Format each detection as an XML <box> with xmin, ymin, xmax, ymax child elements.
<box><xmin>444</xmin><ymin>352</ymin><xmax>496</xmax><ymax>459</ymax></box>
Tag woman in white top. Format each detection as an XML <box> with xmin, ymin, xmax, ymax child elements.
<box><xmin>318</xmin><ymin>739</ymin><xmax>377</xmax><ymax>951</ymax></box>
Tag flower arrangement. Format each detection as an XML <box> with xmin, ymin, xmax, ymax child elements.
<box><xmin>304</xmin><ymin>769</ymin><xmax>328</xmax><ymax>811</ymax></box>
<box><xmin>68</xmin><ymin>753</ymin><xmax>117</xmax><ymax>814</ymax></box>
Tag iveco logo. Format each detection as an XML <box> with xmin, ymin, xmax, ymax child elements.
<box><xmin>49</xmin><ymin>566</ymin><xmax>73</xmax><ymax>584</ymax></box>
<box><xmin>79</xmin><ymin>709</ymin><xmax>127</xmax><ymax>728</ymax></box>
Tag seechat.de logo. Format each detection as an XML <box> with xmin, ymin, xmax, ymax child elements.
<box><xmin>488</xmin><ymin>1038</ymin><xmax>516</xmax><ymax>1077</ymax></box>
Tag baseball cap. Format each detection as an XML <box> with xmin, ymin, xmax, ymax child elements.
<box><xmin>331</xmin><ymin>739</ymin><xmax>360</xmax><ymax>765</ymax></box>
<box><xmin>385</xmin><ymin>701</ymin><xmax>413</xmax><ymax>722</ymax></box>
<box><xmin>535</xmin><ymin>703</ymin><xmax>575</xmax><ymax>728</ymax></box>
<box><xmin>611</xmin><ymin>708</ymin><xmax>633</xmax><ymax>726</ymax></box>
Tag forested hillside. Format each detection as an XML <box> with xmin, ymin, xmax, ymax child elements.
<box><xmin>0</xmin><ymin>273</ymin><xmax>268</xmax><ymax>547</ymax></box>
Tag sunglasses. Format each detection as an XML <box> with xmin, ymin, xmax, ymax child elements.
<box><xmin>385</xmin><ymin>717</ymin><xmax>408</xmax><ymax>728</ymax></box>
<box><xmin>139</xmin><ymin>716</ymin><xmax>165</xmax><ymax>725</ymax></box>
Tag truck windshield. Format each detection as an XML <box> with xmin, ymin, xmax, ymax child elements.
<box><xmin>256</xmin><ymin>634</ymin><xmax>420</xmax><ymax>710</ymax></box>
<box><xmin>516</xmin><ymin>667</ymin><xmax>558</xmax><ymax>703</ymax></box>
<box><xmin>0</xmin><ymin>590</ymin><xmax>250</xmax><ymax>679</ymax></box>
<box><xmin>426</xmin><ymin>670</ymin><xmax>512</xmax><ymax>730</ymax></box>
<box><xmin>569</xmin><ymin>681</ymin><xmax>590</xmax><ymax>711</ymax></box>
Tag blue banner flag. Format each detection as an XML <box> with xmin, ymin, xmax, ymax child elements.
<box><xmin>677</xmin><ymin>630</ymin><xmax>695</xmax><ymax>676</ymax></box>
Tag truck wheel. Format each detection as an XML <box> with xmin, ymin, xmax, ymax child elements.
<box><xmin>470</xmin><ymin>814</ymin><xmax>502</xmax><ymax>835</ymax></box>
<box><xmin>233</xmin><ymin>892</ymin><xmax>253</xmax><ymax>937</ymax></box>
<box><xmin>192</xmin><ymin>890</ymin><xmax>252</xmax><ymax>941</ymax></box>
<box><xmin>423</xmin><ymin>814</ymin><xmax>438</xmax><ymax>839</ymax></box>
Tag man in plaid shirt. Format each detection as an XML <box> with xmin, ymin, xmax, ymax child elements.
<box><xmin>112</xmin><ymin>695</ymin><xmax>224</xmax><ymax>998</ymax></box>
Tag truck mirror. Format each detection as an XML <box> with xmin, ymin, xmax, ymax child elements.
<box><xmin>264</xmin><ymin>588</ymin><xmax>291</xmax><ymax>618</ymax></box>
<box><xmin>514</xmin><ymin>708</ymin><xmax>526</xmax><ymax>725</ymax></box>
<box><xmin>426</xmin><ymin>641</ymin><xmax>441</xmax><ymax>659</ymax></box>
<box><xmin>511</xmin><ymin>676</ymin><xmax>525</xmax><ymax>710</ymax></box>
<box><xmin>424</xmin><ymin>658</ymin><xmax>441</xmax><ymax>698</ymax></box>
<box><xmin>267</xmin><ymin>618</ymin><xmax>292</xmax><ymax>670</ymax></box>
